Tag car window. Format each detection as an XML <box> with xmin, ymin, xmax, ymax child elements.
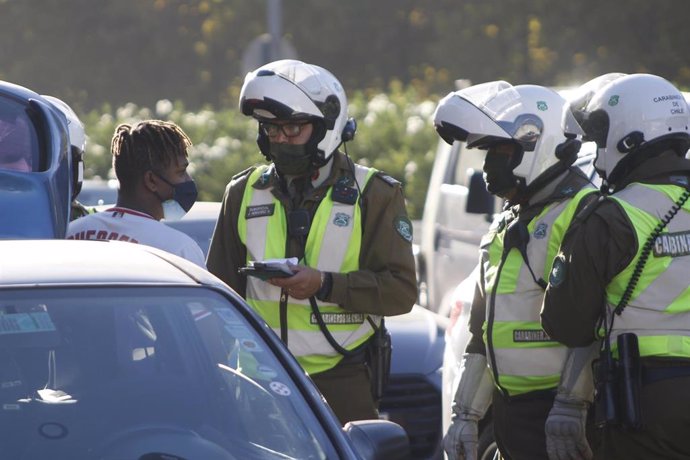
<box><xmin>0</xmin><ymin>287</ymin><xmax>335</xmax><ymax>459</ymax></box>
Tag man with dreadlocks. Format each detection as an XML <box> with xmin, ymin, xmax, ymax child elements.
<box><xmin>66</xmin><ymin>119</ymin><xmax>205</xmax><ymax>267</ymax></box>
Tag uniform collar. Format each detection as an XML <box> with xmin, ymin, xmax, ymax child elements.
<box><xmin>612</xmin><ymin>150</ymin><xmax>690</xmax><ymax>191</ymax></box>
<box><xmin>106</xmin><ymin>206</ymin><xmax>156</xmax><ymax>220</ymax></box>
<box><xmin>251</xmin><ymin>151</ymin><xmax>351</xmax><ymax>193</ymax></box>
<box><xmin>515</xmin><ymin>168</ymin><xmax>593</xmax><ymax>217</ymax></box>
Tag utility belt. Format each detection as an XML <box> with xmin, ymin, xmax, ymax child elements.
<box><xmin>594</xmin><ymin>332</ymin><xmax>690</xmax><ymax>431</ymax></box>
<box><xmin>331</xmin><ymin>321</ymin><xmax>391</xmax><ymax>402</ymax></box>
<box><xmin>496</xmin><ymin>387</ymin><xmax>557</xmax><ymax>403</ymax></box>
<box><xmin>310</xmin><ymin>295</ymin><xmax>392</xmax><ymax>402</ymax></box>
<box><xmin>642</xmin><ymin>358</ymin><xmax>690</xmax><ymax>384</ymax></box>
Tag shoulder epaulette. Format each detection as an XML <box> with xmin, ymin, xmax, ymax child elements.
<box><xmin>376</xmin><ymin>172</ymin><xmax>401</xmax><ymax>187</ymax></box>
<box><xmin>573</xmin><ymin>194</ymin><xmax>607</xmax><ymax>225</ymax></box>
<box><xmin>231</xmin><ymin>166</ymin><xmax>257</xmax><ymax>181</ymax></box>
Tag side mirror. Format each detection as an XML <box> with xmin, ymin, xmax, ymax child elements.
<box><xmin>466</xmin><ymin>169</ymin><xmax>494</xmax><ymax>216</ymax></box>
<box><xmin>344</xmin><ymin>420</ymin><xmax>410</xmax><ymax>460</ymax></box>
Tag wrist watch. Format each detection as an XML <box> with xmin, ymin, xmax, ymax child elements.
<box><xmin>316</xmin><ymin>271</ymin><xmax>333</xmax><ymax>300</ymax></box>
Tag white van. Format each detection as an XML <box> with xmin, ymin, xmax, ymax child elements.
<box><xmin>417</xmin><ymin>139</ymin><xmax>498</xmax><ymax>316</ymax></box>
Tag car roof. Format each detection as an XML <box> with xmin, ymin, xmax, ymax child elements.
<box><xmin>0</xmin><ymin>239</ymin><xmax>223</xmax><ymax>287</ymax></box>
<box><xmin>178</xmin><ymin>201</ymin><xmax>221</xmax><ymax>221</ymax></box>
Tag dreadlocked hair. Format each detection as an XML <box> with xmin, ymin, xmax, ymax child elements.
<box><xmin>111</xmin><ymin>119</ymin><xmax>193</xmax><ymax>189</ymax></box>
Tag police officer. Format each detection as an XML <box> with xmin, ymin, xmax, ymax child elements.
<box><xmin>434</xmin><ymin>81</ymin><xmax>599</xmax><ymax>460</ymax></box>
<box><xmin>206</xmin><ymin>59</ymin><xmax>417</xmax><ymax>424</ymax></box>
<box><xmin>41</xmin><ymin>95</ymin><xmax>93</xmax><ymax>220</ymax></box>
<box><xmin>541</xmin><ymin>73</ymin><xmax>690</xmax><ymax>459</ymax></box>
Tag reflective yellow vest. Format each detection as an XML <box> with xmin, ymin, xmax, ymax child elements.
<box><xmin>606</xmin><ymin>183</ymin><xmax>690</xmax><ymax>358</ymax></box>
<box><xmin>238</xmin><ymin>164</ymin><xmax>378</xmax><ymax>374</ymax></box>
<box><xmin>482</xmin><ymin>187</ymin><xmax>595</xmax><ymax>396</ymax></box>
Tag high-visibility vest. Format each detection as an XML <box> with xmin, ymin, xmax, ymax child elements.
<box><xmin>606</xmin><ymin>183</ymin><xmax>690</xmax><ymax>358</ymax></box>
<box><xmin>238</xmin><ymin>164</ymin><xmax>378</xmax><ymax>374</ymax></box>
<box><xmin>482</xmin><ymin>187</ymin><xmax>595</xmax><ymax>396</ymax></box>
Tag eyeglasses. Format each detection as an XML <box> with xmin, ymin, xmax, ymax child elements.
<box><xmin>260</xmin><ymin>121</ymin><xmax>310</xmax><ymax>138</ymax></box>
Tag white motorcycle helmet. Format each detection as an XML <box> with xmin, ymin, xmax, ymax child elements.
<box><xmin>579</xmin><ymin>73</ymin><xmax>690</xmax><ymax>185</ymax></box>
<box><xmin>239</xmin><ymin>59</ymin><xmax>355</xmax><ymax>166</ymax></box>
<box><xmin>567</xmin><ymin>72</ymin><xmax>627</xmax><ymax>116</ymax></box>
<box><xmin>42</xmin><ymin>95</ymin><xmax>86</xmax><ymax>200</ymax></box>
<box><xmin>434</xmin><ymin>81</ymin><xmax>584</xmax><ymax>195</ymax></box>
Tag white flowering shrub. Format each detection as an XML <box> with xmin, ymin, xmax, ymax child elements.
<box><xmin>81</xmin><ymin>84</ymin><xmax>440</xmax><ymax>218</ymax></box>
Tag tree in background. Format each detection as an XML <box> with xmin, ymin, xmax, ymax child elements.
<box><xmin>2</xmin><ymin>0</ymin><xmax>688</xmax><ymax>218</ymax></box>
<box><xmin>78</xmin><ymin>81</ymin><xmax>437</xmax><ymax>218</ymax></box>
<box><xmin>1</xmin><ymin>0</ymin><xmax>687</xmax><ymax>112</ymax></box>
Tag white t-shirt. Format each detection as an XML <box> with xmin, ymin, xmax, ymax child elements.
<box><xmin>66</xmin><ymin>207</ymin><xmax>206</xmax><ymax>268</ymax></box>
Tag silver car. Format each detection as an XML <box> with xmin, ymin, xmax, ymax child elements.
<box><xmin>0</xmin><ymin>239</ymin><xmax>408</xmax><ymax>459</ymax></box>
<box><xmin>166</xmin><ymin>202</ymin><xmax>446</xmax><ymax>460</ymax></box>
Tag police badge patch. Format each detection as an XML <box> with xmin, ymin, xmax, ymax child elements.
<box><xmin>533</xmin><ymin>222</ymin><xmax>548</xmax><ymax>239</ymax></box>
<box><xmin>333</xmin><ymin>212</ymin><xmax>351</xmax><ymax>227</ymax></box>
<box><xmin>549</xmin><ymin>254</ymin><xmax>567</xmax><ymax>287</ymax></box>
<box><xmin>394</xmin><ymin>216</ymin><xmax>413</xmax><ymax>243</ymax></box>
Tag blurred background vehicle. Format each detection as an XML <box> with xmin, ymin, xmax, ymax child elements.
<box><xmin>0</xmin><ymin>80</ymin><xmax>73</xmax><ymax>239</ymax></box>
<box><xmin>0</xmin><ymin>239</ymin><xmax>409</xmax><ymax>460</ymax></box>
<box><xmin>77</xmin><ymin>178</ymin><xmax>119</xmax><ymax>206</ymax></box>
<box><xmin>165</xmin><ymin>201</ymin><xmax>447</xmax><ymax>460</ymax></box>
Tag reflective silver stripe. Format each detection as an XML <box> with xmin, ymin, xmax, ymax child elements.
<box><xmin>492</xmin><ymin>291</ymin><xmax>545</xmax><ymax>322</ymax></box>
<box><xmin>247</xmin><ymin>278</ymin><xmax>282</xmax><ymax>303</ymax></box>
<box><xmin>611</xmin><ymin>184</ymin><xmax>690</xmax><ymax>311</ymax></box>
<box><xmin>244</xmin><ymin>182</ymin><xmax>273</xmax><ymax>262</ymax></box>
<box><xmin>610</xmin><ymin>303</ymin><xmax>690</xmax><ymax>334</ymax></box>
<box><xmin>633</xmin><ymin>255</ymin><xmax>690</xmax><ymax>308</ymax></box>
<box><xmin>494</xmin><ymin>347</ymin><xmax>567</xmax><ymax>376</ymax></box>
<box><xmin>485</xmin><ymin>198</ymin><xmax>579</xmax><ymax>390</ymax></box>
<box><xmin>490</xmin><ymin>199</ymin><xmax>571</xmax><ymax>324</ymax></box>
<box><xmin>315</xmin><ymin>164</ymin><xmax>371</xmax><ymax>272</ymax></box>
<box><xmin>523</xmin><ymin>198</ymin><xmax>571</xmax><ymax>279</ymax></box>
<box><xmin>241</xmin><ymin>164</ymin><xmax>380</xmax><ymax>363</ymax></box>
<box><xmin>608</xmin><ymin>184</ymin><xmax>690</xmax><ymax>348</ymax></box>
<box><xmin>285</xmin><ymin>318</ymin><xmax>380</xmax><ymax>357</ymax></box>
<box><xmin>612</xmin><ymin>183</ymin><xmax>673</xmax><ymax>215</ymax></box>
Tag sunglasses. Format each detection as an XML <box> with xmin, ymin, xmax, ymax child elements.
<box><xmin>260</xmin><ymin>121</ymin><xmax>310</xmax><ymax>138</ymax></box>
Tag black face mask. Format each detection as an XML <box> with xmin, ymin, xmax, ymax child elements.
<box><xmin>154</xmin><ymin>172</ymin><xmax>198</xmax><ymax>217</ymax></box>
<box><xmin>269</xmin><ymin>143</ymin><xmax>313</xmax><ymax>177</ymax></box>
<box><xmin>483</xmin><ymin>150</ymin><xmax>516</xmax><ymax>197</ymax></box>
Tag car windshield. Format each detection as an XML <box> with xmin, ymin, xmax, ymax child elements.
<box><xmin>0</xmin><ymin>286</ymin><xmax>335</xmax><ymax>460</ymax></box>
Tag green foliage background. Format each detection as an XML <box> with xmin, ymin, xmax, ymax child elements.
<box><xmin>3</xmin><ymin>0</ymin><xmax>689</xmax><ymax>218</ymax></box>
<box><xmin>81</xmin><ymin>81</ymin><xmax>438</xmax><ymax>219</ymax></box>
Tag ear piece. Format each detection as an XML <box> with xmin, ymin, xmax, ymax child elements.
<box><xmin>256</xmin><ymin>131</ymin><xmax>272</xmax><ymax>162</ymax></box>
<box><xmin>342</xmin><ymin>117</ymin><xmax>357</xmax><ymax>142</ymax></box>
<box><xmin>617</xmin><ymin>131</ymin><xmax>645</xmax><ymax>153</ymax></box>
<box><xmin>555</xmin><ymin>138</ymin><xmax>581</xmax><ymax>162</ymax></box>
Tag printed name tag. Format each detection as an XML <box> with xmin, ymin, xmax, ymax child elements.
<box><xmin>513</xmin><ymin>329</ymin><xmax>554</xmax><ymax>343</ymax></box>
<box><xmin>246</xmin><ymin>204</ymin><xmax>275</xmax><ymax>219</ymax></box>
<box><xmin>653</xmin><ymin>231</ymin><xmax>690</xmax><ymax>257</ymax></box>
<box><xmin>310</xmin><ymin>313</ymin><xmax>365</xmax><ymax>325</ymax></box>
